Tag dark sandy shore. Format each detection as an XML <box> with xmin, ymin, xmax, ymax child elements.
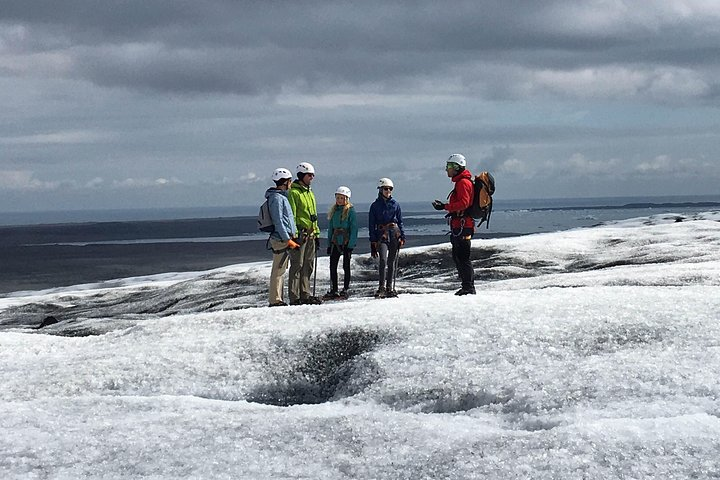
<box><xmin>0</xmin><ymin>208</ymin><xmax>525</xmax><ymax>295</ymax></box>
<box><xmin>0</xmin><ymin>235</ymin><xmax>475</xmax><ymax>295</ymax></box>
<box><xmin>1</xmin><ymin>240</ymin><xmax>270</xmax><ymax>294</ymax></box>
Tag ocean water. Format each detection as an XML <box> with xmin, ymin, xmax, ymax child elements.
<box><xmin>1</xmin><ymin>195</ymin><xmax>719</xmax><ymax>294</ymax></box>
<box><xmin>4</xmin><ymin>194</ymin><xmax>720</xmax><ymax>231</ymax></box>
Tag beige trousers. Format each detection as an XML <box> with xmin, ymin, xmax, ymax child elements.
<box><xmin>288</xmin><ymin>235</ymin><xmax>317</xmax><ymax>302</ymax></box>
<box><xmin>268</xmin><ymin>239</ymin><xmax>290</xmax><ymax>305</ymax></box>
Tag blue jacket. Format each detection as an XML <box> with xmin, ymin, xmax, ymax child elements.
<box><xmin>369</xmin><ymin>195</ymin><xmax>405</xmax><ymax>243</ymax></box>
<box><xmin>266</xmin><ymin>188</ymin><xmax>297</xmax><ymax>242</ymax></box>
<box><xmin>327</xmin><ymin>205</ymin><xmax>358</xmax><ymax>249</ymax></box>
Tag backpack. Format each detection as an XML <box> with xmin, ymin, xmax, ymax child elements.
<box><xmin>257</xmin><ymin>199</ymin><xmax>275</xmax><ymax>233</ymax></box>
<box><xmin>465</xmin><ymin>171</ymin><xmax>496</xmax><ymax>228</ymax></box>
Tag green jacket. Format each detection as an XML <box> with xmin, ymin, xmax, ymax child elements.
<box><xmin>288</xmin><ymin>180</ymin><xmax>320</xmax><ymax>236</ymax></box>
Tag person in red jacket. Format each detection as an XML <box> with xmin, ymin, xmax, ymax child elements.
<box><xmin>432</xmin><ymin>154</ymin><xmax>476</xmax><ymax>295</ymax></box>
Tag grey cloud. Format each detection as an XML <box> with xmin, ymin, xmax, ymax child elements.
<box><xmin>1</xmin><ymin>0</ymin><xmax>204</xmax><ymax>40</ymax></box>
<box><xmin>4</xmin><ymin>1</ymin><xmax>720</xmax><ymax>99</ymax></box>
<box><xmin>5</xmin><ymin>1</ymin><xmax>701</xmax><ymax>52</ymax></box>
<box><xmin>2</xmin><ymin>1</ymin><xmax>720</xmax><ymax>211</ymax></box>
<box><xmin>478</xmin><ymin>146</ymin><xmax>515</xmax><ymax>172</ymax></box>
<box><xmin>74</xmin><ymin>46</ymin><xmax>265</xmax><ymax>95</ymax></box>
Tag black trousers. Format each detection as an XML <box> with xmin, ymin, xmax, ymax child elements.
<box><xmin>451</xmin><ymin>235</ymin><xmax>474</xmax><ymax>289</ymax></box>
<box><xmin>329</xmin><ymin>245</ymin><xmax>352</xmax><ymax>291</ymax></box>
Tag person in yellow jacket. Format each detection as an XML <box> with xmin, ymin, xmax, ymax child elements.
<box><xmin>287</xmin><ymin>162</ymin><xmax>322</xmax><ymax>305</ymax></box>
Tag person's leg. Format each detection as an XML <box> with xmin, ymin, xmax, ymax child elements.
<box><xmin>300</xmin><ymin>236</ymin><xmax>317</xmax><ymax>300</ymax></box>
<box><xmin>288</xmin><ymin>239</ymin><xmax>305</xmax><ymax>304</ymax></box>
<box><xmin>451</xmin><ymin>236</ymin><xmax>462</xmax><ymax>282</ymax></box>
<box><xmin>329</xmin><ymin>245</ymin><xmax>341</xmax><ymax>292</ymax></box>
<box><xmin>451</xmin><ymin>235</ymin><xmax>475</xmax><ymax>293</ymax></box>
<box><xmin>342</xmin><ymin>248</ymin><xmax>352</xmax><ymax>291</ymax></box>
<box><xmin>459</xmin><ymin>237</ymin><xmax>474</xmax><ymax>290</ymax></box>
<box><xmin>378</xmin><ymin>242</ymin><xmax>389</xmax><ymax>291</ymax></box>
<box><xmin>269</xmin><ymin>240</ymin><xmax>289</xmax><ymax>305</ymax></box>
<box><xmin>386</xmin><ymin>237</ymin><xmax>399</xmax><ymax>292</ymax></box>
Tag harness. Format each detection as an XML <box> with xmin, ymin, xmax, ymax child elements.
<box><xmin>377</xmin><ymin>222</ymin><xmax>401</xmax><ymax>242</ymax></box>
<box><xmin>299</xmin><ymin>227</ymin><xmax>317</xmax><ymax>239</ymax></box>
<box><xmin>267</xmin><ymin>237</ymin><xmax>291</xmax><ymax>255</ymax></box>
<box><xmin>444</xmin><ymin>216</ymin><xmax>471</xmax><ymax>239</ymax></box>
<box><xmin>331</xmin><ymin>227</ymin><xmax>349</xmax><ymax>246</ymax></box>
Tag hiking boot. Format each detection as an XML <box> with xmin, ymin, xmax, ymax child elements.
<box><xmin>338</xmin><ymin>289</ymin><xmax>349</xmax><ymax>299</ymax></box>
<box><xmin>385</xmin><ymin>290</ymin><xmax>398</xmax><ymax>298</ymax></box>
<box><xmin>269</xmin><ymin>301</ymin><xmax>288</xmax><ymax>307</ymax></box>
<box><xmin>322</xmin><ymin>290</ymin><xmax>340</xmax><ymax>301</ymax></box>
<box><xmin>374</xmin><ymin>287</ymin><xmax>386</xmax><ymax>299</ymax></box>
<box><xmin>302</xmin><ymin>296</ymin><xmax>323</xmax><ymax>305</ymax></box>
<box><xmin>454</xmin><ymin>287</ymin><xmax>476</xmax><ymax>296</ymax></box>
<box><xmin>289</xmin><ymin>299</ymin><xmax>303</xmax><ymax>306</ymax></box>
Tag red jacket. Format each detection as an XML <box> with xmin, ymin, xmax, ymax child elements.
<box><xmin>444</xmin><ymin>169</ymin><xmax>474</xmax><ymax>233</ymax></box>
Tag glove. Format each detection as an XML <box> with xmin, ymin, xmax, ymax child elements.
<box><xmin>315</xmin><ymin>237</ymin><xmax>320</xmax><ymax>249</ymax></box>
<box><xmin>370</xmin><ymin>242</ymin><xmax>378</xmax><ymax>258</ymax></box>
<box><xmin>344</xmin><ymin>247</ymin><xmax>353</xmax><ymax>255</ymax></box>
<box><xmin>399</xmin><ymin>238</ymin><xmax>405</xmax><ymax>247</ymax></box>
<box><xmin>432</xmin><ymin>200</ymin><xmax>446</xmax><ymax>211</ymax></box>
<box><xmin>326</xmin><ymin>246</ymin><xmax>332</xmax><ymax>255</ymax></box>
<box><xmin>287</xmin><ymin>238</ymin><xmax>300</xmax><ymax>250</ymax></box>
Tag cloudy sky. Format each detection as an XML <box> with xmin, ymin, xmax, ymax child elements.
<box><xmin>1</xmin><ymin>0</ymin><xmax>720</xmax><ymax>212</ymax></box>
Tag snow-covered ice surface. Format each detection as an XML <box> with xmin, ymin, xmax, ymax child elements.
<box><xmin>2</xmin><ymin>211</ymin><xmax>720</xmax><ymax>479</ymax></box>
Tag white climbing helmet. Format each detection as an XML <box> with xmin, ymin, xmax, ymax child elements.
<box><xmin>377</xmin><ymin>178</ymin><xmax>394</xmax><ymax>189</ymax></box>
<box><xmin>271</xmin><ymin>167</ymin><xmax>292</xmax><ymax>182</ymax></box>
<box><xmin>335</xmin><ymin>186</ymin><xmax>351</xmax><ymax>198</ymax></box>
<box><xmin>447</xmin><ymin>153</ymin><xmax>467</xmax><ymax>168</ymax></box>
<box><xmin>296</xmin><ymin>162</ymin><xmax>315</xmax><ymax>175</ymax></box>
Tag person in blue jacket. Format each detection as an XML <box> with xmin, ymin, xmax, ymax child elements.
<box><xmin>266</xmin><ymin>168</ymin><xmax>300</xmax><ymax>307</ymax></box>
<box><xmin>369</xmin><ymin>178</ymin><xmax>406</xmax><ymax>298</ymax></box>
<box><xmin>323</xmin><ymin>186</ymin><xmax>358</xmax><ymax>300</ymax></box>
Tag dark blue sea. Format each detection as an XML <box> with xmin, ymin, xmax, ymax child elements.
<box><xmin>2</xmin><ymin>195</ymin><xmax>719</xmax><ymax>294</ymax></box>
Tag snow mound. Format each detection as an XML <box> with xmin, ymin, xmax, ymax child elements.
<box><xmin>1</xmin><ymin>211</ymin><xmax>720</xmax><ymax>478</ymax></box>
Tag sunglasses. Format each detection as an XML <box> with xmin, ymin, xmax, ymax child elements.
<box><xmin>381</xmin><ymin>186</ymin><xmax>393</xmax><ymax>191</ymax></box>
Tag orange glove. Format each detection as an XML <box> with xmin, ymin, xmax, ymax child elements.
<box><xmin>287</xmin><ymin>238</ymin><xmax>300</xmax><ymax>249</ymax></box>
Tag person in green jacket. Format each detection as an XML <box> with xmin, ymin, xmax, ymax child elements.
<box><xmin>287</xmin><ymin>162</ymin><xmax>322</xmax><ymax>305</ymax></box>
<box><xmin>323</xmin><ymin>186</ymin><xmax>358</xmax><ymax>300</ymax></box>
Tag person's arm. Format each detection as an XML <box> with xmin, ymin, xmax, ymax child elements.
<box><xmin>268</xmin><ymin>195</ymin><xmax>290</xmax><ymax>241</ymax></box>
<box><xmin>348</xmin><ymin>207</ymin><xmax>358</xmax><ymax>249</ymax></box>
<box><xmin>396</xmin><ymin>203</ymin><xmax>405</xmax><ymax>241</ymax></box>
<box><xmin>287</xmin><ymin>188</ymin><xmax>299</xmax><ymax>220</ymax></box>
<box><xmin>368</xmin><ymin>203</ymin><xmax>379</xmax><ymax>242</ymax></box>
<box><xmin>311</xmin><ymin>192</ymin><xmax>321</xmax><ymax>236</ymax></box>
<box><xmin>368</xmin><ymin>203</ymin><xmax>379</xmax><ymax>257</ymax></box>
<box><xmin>327</xmin><ymin>208</ymin><xmax>333</xmax><ymax>244</ymax></box>
<box><xmin>445</xmin><ymin>179</ymin><xmax>473</xmax><ymax>213</ymax></box>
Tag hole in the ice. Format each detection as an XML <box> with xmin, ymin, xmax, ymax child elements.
<box><xmin>247</xmin><ymin>328</ymin><xmax>386</xmax><ymax>406</ymax></box>
<box><xmin>34</xmin><ymin>315</ymin><xmax>59</xmax><ymax>329</ymax></box>
<box><xmin>381</xmin><ymin>387</ymin><xmax>515</xmax><ymax>413</ymax></box>
<box><xmin>505</xmin><ymin>414</ymin><xmax>564</xmax><ymax>432</ymax></box>
<box><xmin>573</xmin><ymin>323</ymin><xmax>667</xmax><ymax>355</ymax></box>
